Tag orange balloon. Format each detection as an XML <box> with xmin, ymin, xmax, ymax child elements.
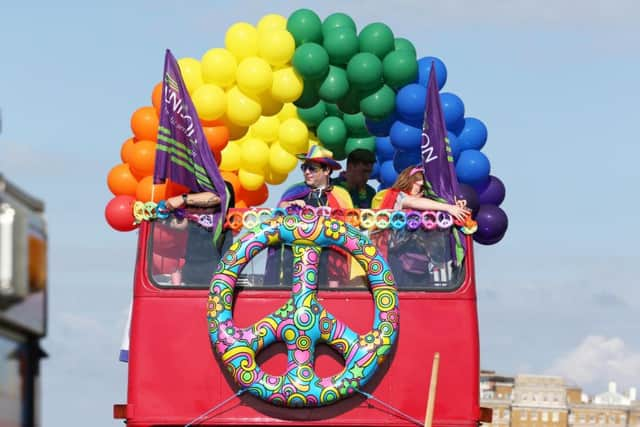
<box><xmin>220</xmin><ymin>115</ymin><xmax>248</xmax><ymax>140</ymax></box>
<box><xmin>200</xmin><ymin>118</ymin><xmax>224</xmax><ymax>127</ymax></box>
<box><xmin>129</xmin><ymin>139</ymin><xmax>156</xmax><ymax>178</ymax></box>
<box><xmin>120</xmin><ymin>137</ymin><xmax>136</xmax><ymax>163</ymax></box>
<box><xmin>131</xmin><ymin>106</ymin><xmax>159</xmax><ymax>141</ymax></box>
<box><xmin>151</xmin><ymin>82</ymin><xmax>162</xmax><ymax>117</ymax></box>
<box><xmin>234</xmin><ymin>199</ymin><xmax>248</xmax><ymax>209</ymax></box>
<box><xmin>164</xmin><ymin>179</ymin><xmax>190</xmax><ymax>198</ymax></box>
<box><xmin>220</xmin><ymin>171</ymin><xmax>241</xmax><ymax>199</ymax></box>
<box><xmin>107</xmin><ymin>163</ymin><xmax>139</xmax><ymax>197</ymax></box>
<box><xmin>212</xmin><ymin>148</ymin><xmax>221</xmax><ymax>165</ymax></box>
<box><xmin>203</xmin><ymin>125</ymin><xmax>230</xmax><ymax>153</ymax></box>
<box><xmin>238</xmin><ymin>183</ymin><xmax>269</xmax><ymax>207</ymax></box>
<box><xmin>136</xmin><ymin>176</ymin><xmax>167</xmax><ymax>202</ymax></box>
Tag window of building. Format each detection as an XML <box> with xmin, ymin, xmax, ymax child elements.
<box><xmin>620</xmin><ymin>414</ymin><xmax>626</xmax><ymax>423</ymax></box>
<box><xmin>504</xmin><ymin>409</ymin><xmax>510</xmax><ymax>420</ymax></box>
<box><xmin>532</xmin><ymin>412</ymin><xmax>539</xmax><ymax>421</ymax></box>
<box><xmin>589</xmin><ymin>415</ymin><xmax>595</xmax><ymax>424</ymax></box>
<box><xmin>599</xmin><ymin>415</ymin><xmax>606</xmax><ymax>424</ymax></box>
<box><xmin>542</xmin><ymin>411</ymin><xmax>549</xmax><ymax>422</ymax></box>
<box><xmin>521</xmin><ymin>410</ymin><xmax>528</xmax><ymax>421</ymax></box>
<box><xmin>609</xmin><ymin>415</ymin><xmax>616</xmax><ymax>424</ymax></box>
<box><xmin>579</xmin><ymin>414</ymin><xmax>586</xmax><ymax>424</ymax></box>
<box><xmin>552</xmin><ymin>411</ymin><xmax>560</xmax><ymax>423</ymax></box>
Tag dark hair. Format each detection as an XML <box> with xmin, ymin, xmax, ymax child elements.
<box><xmin>346</xmin><ymin>149</ymin><xmax>376</xmax><ymax>166</ymax></box>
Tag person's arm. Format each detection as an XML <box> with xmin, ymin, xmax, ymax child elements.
<box><xmin>279</xmin><ymin>199</ymin><xmax>306</xmax><ymax>208</ymax></box>
<box><xmin>401</xmin><ymin>195</ymin><xmax>470</xmax><ymax>221</ymax></box>
<box><xmin>166</xmin><ymin>192</ymin><xmax>221</xmax><ymax>210</ymax></box>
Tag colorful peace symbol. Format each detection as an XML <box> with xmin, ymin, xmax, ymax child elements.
<box><xmin>207</xmin><ymin>214</ymin><xmax>399</xmax><ymax>407</ymax></box>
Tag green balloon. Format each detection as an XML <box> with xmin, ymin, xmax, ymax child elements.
<box><xmin>383</xmin><ymin>50</ymin><xmax>419</xmax><ymax>89</ymax></box>
<box><xmin>317</xmin><ymin>116</ymin><xmax>347</xmax><ymax>149</ymax></box>
<box><xmin>293</xmin><ymin>79</ymin><xmax>320</xmax><ymax>109</ymax></box>
<box><xmin>360</xmin><ymin>84</ymin><xmax>396</xmax><ymax>120</ymax></box>
<box><xmin>394</xmin><ymin>38</ymin><xmax>417</xmax><ymax>57</ymax></box>
<box><xmin>346</xmin><ymin>52</ymin><xmax>383</xmax><ymax>91</ymax></box>
<box><xmin>318</xmin><ymin>66</ymin><xmax>350</xmax><ymax>103</ymax></box>
<box><xmin>359</xmin><ymin>23</ymin><xmax>395</xmax><ymax>59</ymax></box>
<box><xmin>287</xmin><ymin>9</ymin><xmax>323</xmax><ymax>46</ymax></box>
<box><xmin>292</xmin><ymin>43</ymin><xmax>330</xmax><ymax>81</ymax></box>
<box><xmin>331</xmin><ymin>143</ymin><xmax>347</xmax><ymax>161</ymax></box>
<box><xmin>345</xmin><ymin>136</ymin><xmax>376</xmax><ymax>156</ymax></box>
<box><xmin>322</xmin><ymin>12</ymin><xmax>357</xmax><ymax>36</ymax></box>
<box><xmin>325</xmin><ymin>103</ymin><xmax>343</xmax><ymax>118</ymax></box>
<box><xmin>337</xmin><ymin>86</ymin><xmax>362</xmax><ymax>114</ymax></box>
<box><xmin>297</xmin><ymin>101</ymin><xmax>327</xmax><ymax>127</ymax></box>
<box><xmin>343</xmin><ymin>112</ymin><xmax>370</xmax><ymax>137</ymax></box>
<box><xmin>323</xmin><ymin>27</ymin><xmax>359</xmax><ymax>66</ymax></box>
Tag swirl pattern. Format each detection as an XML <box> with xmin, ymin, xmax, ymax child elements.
<box><xmin>207</xmin><ymin>214</ymin><xmax>400</xmax><ymax>407</ymax></box>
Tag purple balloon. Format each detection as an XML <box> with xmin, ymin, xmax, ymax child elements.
<box><xmin>475</xmin><ymin>175</ymin><xmax>506</xmax><ymax>206</ymax></box>
<box><xmin>456</xmin><ymin>183</ymin><xmax>479</xmax><ymax>217</ymax></box>
<box><xmin>473</xmin><ymin>230</ymin><xmax>506</xmax><ymax>245</ymax></box>
<box><xmin>474</xmin><ymin>204</ymin><xmax>508</xmax><ymax>243</ymax></box>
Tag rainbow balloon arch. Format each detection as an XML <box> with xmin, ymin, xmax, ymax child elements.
<box><xmin>104</xmin><ymin>9</ymin><xmax>508</xmax><ymax>245</ymax></box>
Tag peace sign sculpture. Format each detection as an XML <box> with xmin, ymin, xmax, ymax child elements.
<box><xmin>207</xmin><ymin>212</ymin><xmax>399</xmax><ymax>407</ymax></box>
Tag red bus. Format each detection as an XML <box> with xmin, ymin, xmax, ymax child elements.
<box><xmin>114</xmin><ymin>208</ymin><xmax>482</xmax><ymax>426</ymax></box>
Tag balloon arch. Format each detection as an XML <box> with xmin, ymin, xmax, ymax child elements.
<box><xmin>105</xmin><ymin>8</ymin><xmax>508</xmax><ymax>245</ymax></box>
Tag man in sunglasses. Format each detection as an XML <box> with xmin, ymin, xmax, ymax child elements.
<box><xmin>265</xmin><ymin>146</ymin><xmax>354</xmax><ymax>287</ymax></box>
<box><xmin>278</xmin><ymin>146</ymin><xmax>353</xmax><ymax>210</ymax></box>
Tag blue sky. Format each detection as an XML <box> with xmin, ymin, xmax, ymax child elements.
<box><xmin>1</xmin><ymin>1</ymin><xmax>639</xmax><ymax>425</ymax></box>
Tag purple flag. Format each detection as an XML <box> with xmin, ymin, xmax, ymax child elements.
<box><xmin>421</xmin><ymin>62</ymin><xmax>465</xmax><ymax>263</ymax></box>
<box><xmin>153</xmin><ymin>50</ymin><xmax>228</xmax><ymax>238</ymax></box>
<box><xmin>420</xmin><ymin>63</ymin><xmax>460</xmax><ymax>204</ymax></box>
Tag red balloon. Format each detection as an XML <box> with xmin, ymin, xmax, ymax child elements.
<box><xmin>105</xmin><ymin>195</ymin><xmax>138</xmax><ymax>232</ymax></box>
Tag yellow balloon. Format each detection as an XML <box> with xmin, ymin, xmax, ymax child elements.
<box><xmin>251</xmin><ymin>116</ymin><xmax>280</xmax><ymax>143</ymax></box>
<box><xmin>240</xmin><ymin>137</ymin><xmax>270</xmax><ymax>173</ymax></box>
<box><xmin>236</xmin><ymin>57</ymin><xmax>273</xmax><ymax>95</ymax></box>
<box><xmin>265</xmin><ymin>168</ymin><xmax>288</xmax><ymax>185</ymax></box>
<box><xmin>225</xmin><ymin>22</ymin><xmax>259</xmax><ymax>61</ymax></box>
<box><xmin>201</xmin><ymin>48</ymin><xmax>237</xmax><ymax>88</ymax></box>
<box><xmin>192</xmin><ymin>84</ymin><xmax>226</xmax><ymax>121</ymax></box>
<box><xmin>279</xmin><ymin>118</ymin><xmax>309</xmax><ymax>155</ymax></box>
<box><xmin>257</xmin><ymin>14</ymin><xmax>287</xmax><ymax>33</ymax></box>
<box><xmin>177</xmin><ymin>58</ymin><xmax>204</xmax><ymax>93</ymax></box>
<box><xmin>238</xmin><ymin>168</ymin><xmax>265</xmax><ymax>191</ymax></box>
<box><xmin>269</xmin><ymin>142</ymin><xmax>298</xmax><ymax>174</ymax></box>
<box><xmin>220</xmin><ymin>140</ymin><xmax>242</xmax><ymax>171</ymax></box>
<box><xmin>220</xmin><ymin>115</ymin><xmax>249</xmax><ymax>140</ymax></box>
<box><xmin>258</xmin><ymin>30</ymin><xmax>295</xmax><ymax>67</ymax></box>
<box><xmin>277</xmin><ymin>103</ymin><xmax>299</xmax><ymax>122</ymax></box>
<box><xmin>271</xmin><ymin>67</ymin><xmax>303</xmax><ymax>103</ymax></box>
<box><xmin>258</xmin><ymin>91</ymin><xmax>284</xmax><ymax>117</ymax></box>
<box><xmin>226</xmin><ymin>86</ymin><xmax>262</xmax><ymax>127</ymax></box>
<box><xmin>308</xmin><ymin>135</ymin><xmax>320</xmax><ymax>149</ymax></box>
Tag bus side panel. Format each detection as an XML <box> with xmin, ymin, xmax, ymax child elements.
<box><xmin>126</xmin><ymin>292</ymin><xmax>478</xmax><ymax>426</ymax></box>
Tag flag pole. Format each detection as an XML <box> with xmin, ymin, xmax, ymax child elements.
<box><xmin>424</xmin><ymin>352</ymin><xmax>440</xmax><ymax>427</ymax></box>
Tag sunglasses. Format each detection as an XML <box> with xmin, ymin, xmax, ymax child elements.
<box><xmin>300</xmin><ymin>163</ymin><xmax>323</xmax><ymax>173</ymax></box>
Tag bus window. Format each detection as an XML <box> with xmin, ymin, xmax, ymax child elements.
<box><xmin>147</xmin><ymin>216</ymin><xmax>464</xmax><ymax>291</ymax></box>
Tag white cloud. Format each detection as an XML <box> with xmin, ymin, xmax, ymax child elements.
<box><xmin>546</xmin><ymin>336</ymin><xmax>640</xmax><ymax>392</ymax></box>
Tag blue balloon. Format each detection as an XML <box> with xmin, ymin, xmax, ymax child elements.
<box><xmin>417</xmin><ymin>56</ymin><xmax>447</xmax><ymax>89</ymax></box>
<box><xmin>455</xmin><ymin>149</ymin><xmax>490</xmax><ymax>187</ymax></box>
<box><xmin>365</xmin><ymin>111</ymin><xmax>397</xmax><ymax>137</ymax></box>
<box><xmin>375</xmin><ymin>136</ymin><xmax>395</xmax><ymax>161</ymax></box>
<box><xmin>448</xmin><ymin>115</ymin><xmax>466</xmax><ymax>136</ymax></box>
<box><xmin>379</xmin><ymin>160</ymin><xmax>398</xmax><ymax>187</ymax></box>
<box><xmin>389</xmin><ymin>120</ymin><xmax>422</xmax><ymax>151</ymax></box>
<box><xmin>393</xmin><ymin>149</ymin><xmax>421</xmax><ymax>173</ymax></box>
<box><xmin>395</xmin><ymin>83</ymin><xmax>426</xmax><ymax>124</ymax></box>
<box><xmin>457</xmin><ymin>117</ymin><xmax>488</xmax><ymax>151</ymax></box>
<box><xmin>370</xmin><ymin>161</ymin><xmax>380</xmax><ymax>180</ymax></box>
<box><xmin>447</xmin><ymin>131</ymin><xmax>462</xmax><ymax>161</ymax></box>
<box><xmin>378</xmin><ymin>182</ymin><xmax>390</xmax><ymax>191</ymax></box>
<box><xmin>440</xmin><ymin>93</ymin><xmax>465</xmax><ymax>130</ymax></box>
